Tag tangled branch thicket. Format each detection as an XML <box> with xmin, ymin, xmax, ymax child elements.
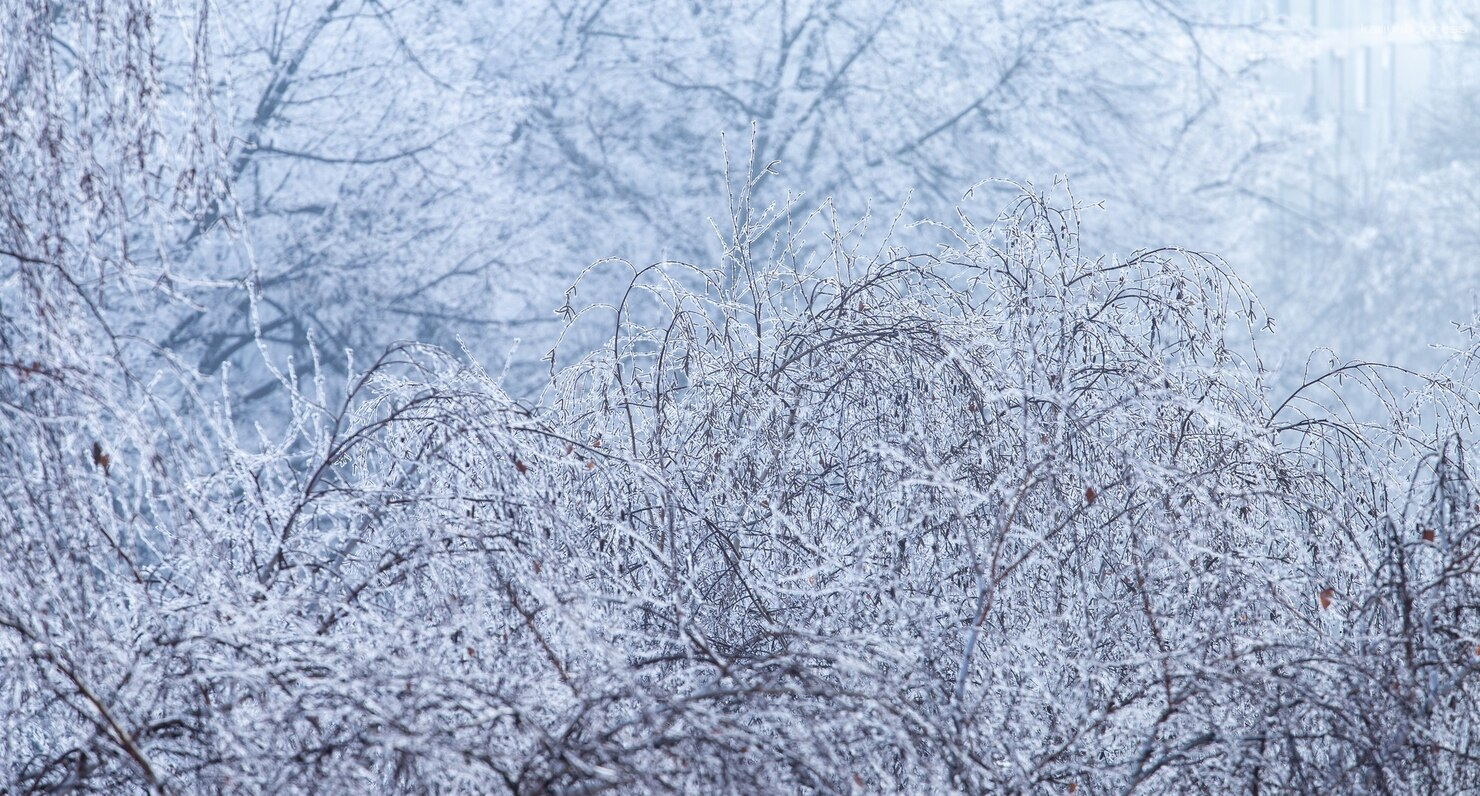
<box><xmin>7</xmin><ymin>170</ymin><xmax>1480</xmax><ymax>792</ymax></box>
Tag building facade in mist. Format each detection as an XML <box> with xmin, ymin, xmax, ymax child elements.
<box><xmin>1269</xmin><ymin>0</ymin><xmax>1461</xmax><ymax>206</ymax></box>
<box><xmin>1246</xmin><ymin>0</ymin><xmax>1467</xmax><ymax>309</ymax></box>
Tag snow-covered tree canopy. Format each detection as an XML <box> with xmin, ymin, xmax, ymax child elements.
<box><xmin>4</xmin><ymin>0</ymin><xmax>1480</xmax><ymax>793</ymax></box>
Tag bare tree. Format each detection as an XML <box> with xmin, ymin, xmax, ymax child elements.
<box><xmin>73</xmin><ymin>0</ymin><xmax>1299</xmax><ymax>406</ymax></box>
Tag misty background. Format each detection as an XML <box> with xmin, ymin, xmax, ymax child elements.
<box><xmin>12</xmin><ymin>0</ymin><xmax>1480</xmax><ymax>404</ymax></box>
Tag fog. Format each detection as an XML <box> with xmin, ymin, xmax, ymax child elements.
<box><xmin>5</xmin><ymin>1</ymin><xmax>1480</xmax><ymax>791</ymax></box>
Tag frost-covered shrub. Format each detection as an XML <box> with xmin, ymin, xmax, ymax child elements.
<box><xmin>12</xmin><ymin>175</ymin><xmax>1480</xmax><ymax>793</ymax></box>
